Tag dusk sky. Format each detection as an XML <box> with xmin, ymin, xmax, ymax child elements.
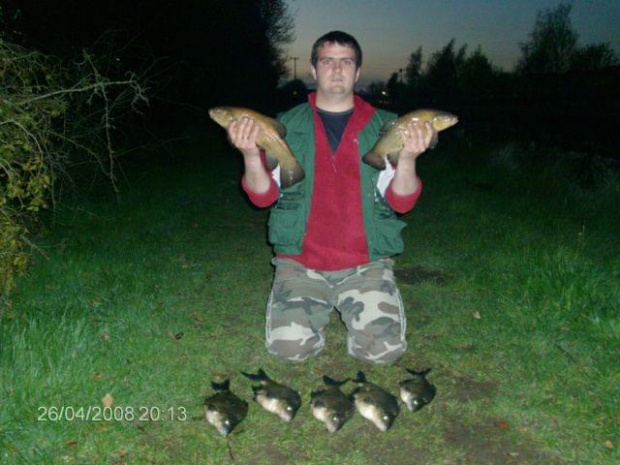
<box><xmin>284</xmin><ymin>0</ymin><xmax>620</xmax><ymax>88</ymax></box>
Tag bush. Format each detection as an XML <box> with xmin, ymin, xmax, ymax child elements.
<box><xmin>0</xmin><ymin>38</ymin><xmax>148</xmax><ymax>303</ymax></box>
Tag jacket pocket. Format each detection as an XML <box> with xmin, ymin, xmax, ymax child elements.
<box><xmin>267</xmin><ymin>190</ymin><xmax>304</xmax><ymax>250</ymax></box>
<box><xmin>370</xmin><ymin>196</ymin><xmax>407</xmax><ymax>256</ymax></box>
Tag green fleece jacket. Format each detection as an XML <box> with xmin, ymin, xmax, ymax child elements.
<box><xmin>267</xmin><ymin>97</ymin><xmax>408</xmax><ymax>263</ymax></box>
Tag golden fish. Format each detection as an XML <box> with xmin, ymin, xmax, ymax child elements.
<box><xmin>209</xmin><ymin>106</ymin><xmax>305</xmax><ymax>188</ymax></box>
<box><xmin>363</xmin><ymin>109</ymin><xmax>458</xmax><ymax>170</ymax></box>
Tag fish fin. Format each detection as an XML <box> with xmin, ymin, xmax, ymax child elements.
<box><xmin>379</xmin><ymin>119</ymin><xmax>398</xmax><ymax>136</ymax></box>
<box><xmin>241</xmin><ymin>369</ymin><xmax>269</xmax><ymax>382</ymax></box>
<box><xmin>265</xmin><ymin>154</ymin><xmax>279</xmax><ymax>172</ymax></box>
<box><xmin>262</xmin><ymin>116</ymin><xmax>287</xmax><ymax>138</ymax></box>
<box><xmin>362</xmin><ymin>151</ymin><xmax>387</xmax><ymax>170</ymax></box>
<box><xmin>386</xmin><ymin>152</ymin><xmax>400</xmax><ymax>167</ymax></box>
<box><xmin>279</xmin><ymin>163</ymin><xmax>305</xmax><ymax>189</ymax></box>
<box><xmin>353</xmin><ymin>371</ymin><xmax>367</xmax><ymax>383</ymax></box>
<box><xmin>211</xmin><ymin>379</ymin><xmax>230</xmax><ymax>391</ymax></box>
<box><xmin>323</xmin><ymin>375</ymin><xmax>348</xmax><ymax>387</ymax></box>
<box><xmin>429</xmin><ymin>131</ymin><xmax>439</xmax><ymax>149</ymax></box>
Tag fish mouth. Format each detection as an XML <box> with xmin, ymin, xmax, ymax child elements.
<box><xmin>404</xmin><ymin>401</ymin><xmax>417</xmax><ymax>412</ymax></box>
<box><xmin>373</xmin><ymin>420</ymin><xmax>391</xmax><ymax>432</ymax></box>
<box><xmin>208</xmin><ymin>108</ymin><xmax>223</xmax><ymax>119</ymax></box>
<box><xmin>326</xmin><ymin>422</ymin><xmax>343</xmax><ymax>433</ymax></box>
<box><xmin>278</xmin><ymin>411</ymin><xmax>296</xmax><ymax>422</ymax></box>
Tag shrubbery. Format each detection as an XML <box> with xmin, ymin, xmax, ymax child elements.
<box><xmin>0</xmin><ymin>39</ymin><xmax>147</xmax><ymax>303</ymax></box>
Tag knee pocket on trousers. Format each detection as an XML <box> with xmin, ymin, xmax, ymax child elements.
<box><xmin>266</xmin><ymin>335</ymin><xmax>324</xmax><ymax>362</ymax></box>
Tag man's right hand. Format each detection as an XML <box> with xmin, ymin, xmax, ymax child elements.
<box><xmin>228</xmin><ymin>117</ymin><xmax>260</xmax><ymax>159</ymax></box>
<box><xmin>229</xmin><ymin>116</ymin><xmax>273</xmax><ymax>194</ymax></box>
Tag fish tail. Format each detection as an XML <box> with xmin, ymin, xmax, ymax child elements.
<box><xmin>211</xmin><ymin>379</ymin><xmax>230</xmax><ymax>391</ymax></box>
<box><xmin>241</xmin><ymin>368</ymin><xmax>269</xmax><ymax>382</ymax></box>
<box><xmin>362</xmin><ymin>150</ymin><xmax>387</xmax><ymax>170</ymax></box>
<box><xmin>405</xmin><ymin>368</ymin><xmax>432</xmax><ymax>377</ymax></box>
<box><xmin>323</xmin><ymin>375</ymin><xmax>349</xmax><ymax>387</ymax></box>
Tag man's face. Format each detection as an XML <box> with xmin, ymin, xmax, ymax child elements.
<box><xmin>311</xmin><ymin>42</ymin><xmax>361</xmax><ymax>97</ymax></box>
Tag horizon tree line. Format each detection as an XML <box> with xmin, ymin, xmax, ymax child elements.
<box><xmin>360</xmin><ymin>3</ymin><xmax>618</xmax><ymax>115</ymax></box>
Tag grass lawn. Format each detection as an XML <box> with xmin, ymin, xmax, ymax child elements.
<box><xmin>1</xmin><ymin>128</ymin><xmax>618</xmax><ymax>464</ymax></box>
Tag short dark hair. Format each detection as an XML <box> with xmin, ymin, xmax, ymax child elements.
<box><xmin>310</xmin><ymin>31</ymin><xmax>362</xmax><ymax>68</ymax></box>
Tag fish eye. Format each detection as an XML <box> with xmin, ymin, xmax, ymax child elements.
<box><xmin>224</xmin><ymin>420</ymin><xmax>230</xmax><ymax>425</ymax></box>
<box><xmin>286</xmin><ymin>406</ymin><xmax>292</xmax><ymax>411</ymax></box>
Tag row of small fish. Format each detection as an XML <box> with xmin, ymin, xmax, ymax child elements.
<box><xmin>208</xmin><ymin>106</ymin><xmax>458</xmax><ymax>188</ymax></box>
<box><xmin>204</xmin><ymin>368</ymin><xmax>436</xmax><ymax>437</ymax></box>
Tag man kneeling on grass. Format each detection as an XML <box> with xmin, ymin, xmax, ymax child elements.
<box><xmin>225</xmin><ymin>31</ymin><xmax>435</xmax><ymax>364</ymax></box>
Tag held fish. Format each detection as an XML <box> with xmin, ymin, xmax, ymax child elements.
<box><xmin>241</xmin><ymin>369</ymin><xmax>302</xmax><ymax>422</ymax></box>
<box><xmin>399</xmin><ymin>368</ymin><xmax>437</xmax><ymax>412</ymax></box>
<box><xmin>209</xmin><ymin>106</ymin><xmax>305</xmax><ymax>188</ymax></box>
<box><xmin>351</xmin><ymin>371</ymin><xmax>400</xmax><ymax>432</ymax></box>
<box><xmin>310</xmin><ymin>375</ymin><xmax>355</xmax><ymax>433</ymax></box>
<box><xmin>204</xmin><ymin>379</ymin><xmax>249</xmax><ymax>437</ymax></box>
<box><xmin>362</xmin><ymin>109</ymin><xmax>459</xmax><ymax>170</ymax></box>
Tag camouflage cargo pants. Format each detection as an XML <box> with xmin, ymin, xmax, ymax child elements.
<box><xmin>265</xmin><ymin>257</ymin><xmax>407</xmax><ymax>365</ymax></box>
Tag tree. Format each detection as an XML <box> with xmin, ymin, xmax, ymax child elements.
<box><xmin>571</xmin><ymin>43</ymin><xmax>618</xmax><ymax>72</ymax></box>
<box><xmin>259</xmin><ymin>0</ymin><xmax>295</xmax><ymax>82</ymax></box>
<box><xmin>517</xmin><ymin>2</ymin><xmax>577</xmax><ymax>75</ymax></box>
<box><xmin>425</xmin><ymin>39</ymin><xmax>467</xmax><ymax>104</ymax></box>
<box><xmin>366</xmin><ymin>81</ymin><xmax>386</xmax><ymax>99</ymax></box>
<box><xmin>275</xmin><ymin>78</ymin><xmax>307</xmax><ymax>112</ymax></box>
<box><xmin>405</xmin><ymin>47</ymin><xmax>423</xmax><ymax>89</ymax></box>
<box><xmin>0</xmin><ymin>39</ymin><xmax>148</xmax><ymax>301</ymax></box>
<box><xmin>459</xmin><ymin>46</ymin><xmax>498</xmax><ymax>103</ymax></box>
<box><xmin>6</xmin><ymin>0</ymin><xmax>296</xmax><ymax>113</ymax></box>
<box><xmin>384</xmin><ymin>71</ymin><xmax>406</xmax><ymax>109</ymax></box>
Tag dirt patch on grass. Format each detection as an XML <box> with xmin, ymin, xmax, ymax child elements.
<box><xmin>395</xmin><ymin>265</ymin><xmax>449</xmax><ymax>285</ymax></box>
<box><xmin>438</xmin><ymin>373</ymin><xmax>564</xmax><ymax>464</ymax></box>
<box><xmin>364</xmin><ymin>436</ymin><xmax>431</xmax><ymax>464</ymax></box>
<box><xmin>451</xmin><ymin>375</ymin><xmax>498</xmax><ymax>403</ymax></box>
<box><xmin>442</xmin><ymin>415</ymin><xmax>565</xmax><ymax>465</ymax></box>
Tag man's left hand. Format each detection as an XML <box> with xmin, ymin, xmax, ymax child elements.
<box><xmin>398</xmin><ymin>121</ymin><xmax>436</xmax><ymax>161</ymax></box>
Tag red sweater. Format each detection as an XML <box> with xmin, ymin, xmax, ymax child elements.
<box><xmin>242</xmin><ymin>93</ymin><xmax>422</xmax><ymax>270</ymax></box>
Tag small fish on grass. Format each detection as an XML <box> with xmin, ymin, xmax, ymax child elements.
<box><xmin>310</xmin><ymin>375</ymin><xmax>355</xmax><ymax>433</ymax></box>
<box><xmin>242</xmin><ymin>368</ymin><xmax>301</xmax><ymax>422</ymax></box>
<box><xmin>351</xmin><ymin>371</ymin><xmax>400</xmax><ymax>432</ymax></box>
<box><xmin>399</xmin><ymin>368</ymin><xmax>436</xmax><ymax>412</ymax></box>
<box><xmin>363</xmin><ymin>109</ymin><xmax>459</xmax><ymax>170</ymax></box>
<box><xmin>204</xmin><ymin>379</ymin><xmax>249</xmax><ymax>437</ymax></box>
<box><xmin>209</xmin><ymin>106</ymin><xmax>305</xmax><ymax>188</ymax></box>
